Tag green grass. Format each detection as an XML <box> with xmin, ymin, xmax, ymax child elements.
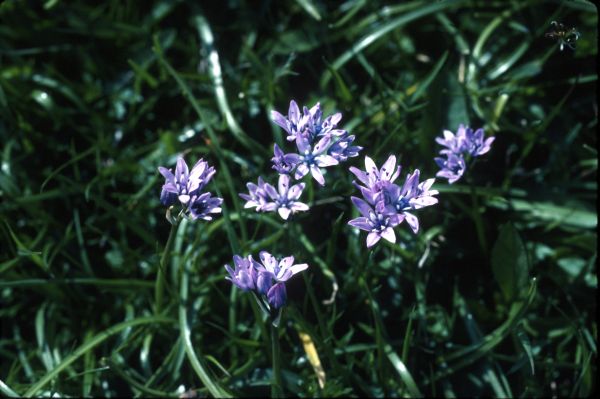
<box><xmin>0</xmin><ymin>0</ymin><xmax>597</xmax><ymax>397</ymax></box>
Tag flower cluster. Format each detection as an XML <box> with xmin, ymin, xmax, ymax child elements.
<box><xmin>348</xmin><ymin>155</ymin><xmax>438</xmax><ymax>248</ymax></box>
<box><xmin>434</xmin><ymin>124</ymin><xmax>494</xmax><ymax>184</ymax></box>
<box><xmin>158</xmin><ymin>157</ymin><xmax>223</xmax><ymax>221</ymax></box>
<box><xmin>225</xmin><ymin>251</ymin><xmax>308</xmax><ymax>309</ymax></box>
<box><xmin>239</xmin><ymin>174</ymin><xmax>309</xmax><ymax>220</ymax></box>
<box><xmin>271</xmin><ymin>100</ymin><xmax>362</xmax><ymax>186</ymax></box>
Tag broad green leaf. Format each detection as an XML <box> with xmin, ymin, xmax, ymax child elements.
<box><xmin>491</xmin><ymin>223</ymin><xmax>529</xmax><ymax>302</ymax></box>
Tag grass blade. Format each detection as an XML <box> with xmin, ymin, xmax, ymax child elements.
<box><xmin>23</xmin><ymin>316</ymin><xmax>175</xmax><ymax>397</ymax></box>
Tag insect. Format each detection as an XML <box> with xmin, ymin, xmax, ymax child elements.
<box><xmin>545</xmin><ymin>21</ymin><xmax>580</xmax><ymax>51</ymax></box>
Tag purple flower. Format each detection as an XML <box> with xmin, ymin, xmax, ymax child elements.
<box><xmin>160</xmin><ymin>190</ymin><xmax>178</xmax><ymax>208</ymax></box>
<box><xmin>348</xmin><ymin>196</ymin><xmax>403</xmax><ymax>248</ymax></box>
<box><xmin>224</xmin><ymin>255</ymin><xmax>258</xmax><ymax>291</ymax></box>
<box><xmin>262</xmin><ymin>174</ymin><xmax>309</xmax><ymax>220</ymax></box>
<box><xmin>239</xmin><ymin>177</ymin><xmax>270</xmax><ymax>211</ymax></box>
<box><xmin>266</xmin><ymin>283</ymin><xmax>287</xmax><ymax>309</ymax></box>
<box><xmin>462</xmin><ymin>127</ymin><xmax>495</xmax><ymax>157</ymax></box>
<box><xmin>348</xmin><ymin>155</ymin><xmax>439</xmax><ymax>246</ymax></box>
<box><xmin>270</xmin><ymin>99</ymin><xmax>361</xmax><ymax>185</ymax></box>
<box><xmin>271</xmin><ymin>101</ymin><xmax>346</xmax><ymax>142</ymax></box>
<box><xmin>434</xmin><ymin>124</ymin><xmax>494</xmax><ymax>184</ymax></box>
<box><xmin>328</xmin><ymin>133</ymin><xmax>362</xmax><ymax>162</ymax></box>
<box><xmin>224</xmin><ymin>251</ymin><xmax>309</xmax><ymax>310</ymax></box>
<box><xmin>240</xmin><ymin>175</ymin><xmax>309</xmax><ymax>220</ymax></box>
<box><xmin>189</xmin><ymin>192</ymin><xmax>223</xmax><ymax>221</ymax></box>
<box><xmin>293</xmin><ymin>134</ymin><xmax>339</xmax><ymax>186</ymax></box>
<box><xmin>255</xmin><ymin>251</ymin><xmax>308</xmax><ymax>309</ymax></box>
<box><xmin>435</xmin><ymin>126</ymin><xmax>469</xmax><ymax>156</ymax></box>
<box><xmin>379</xmin><ymin>170</ymin><xmax>438</xmax><ymax>233</ymax></box>
<box><xmin>158</xmin><ymin>157</ymin><xmax>222</xmax><ymax>221</ymax></box>
<box><xmin>158</xmin><ymin>157</ymin><xmax>215</xmax><ymax>206</ymax></box>
<box><xmin>297</xmin><ymin>102</ymin><xmax>346</xmax><ymax>141</ymax></box>
<box><xmin>408</xmin><ymin>173</ymin><xmax>439</xmax><ymax>209</ymax></box>
<box><xmin>349</xmin><ymin>155</ymin><xmax>401</xmax><ymax>203</ymax></box>
<box><xmin>271</xmin><ymin>143</ymin><xmax>300</xmax><ymax>175</ymax></box>
<box><xmin>271</xmin><ymin>100</ymin><xmax>303</xmax><ymax>141</ymax></box>
<box><xmin>350</xmin><ymin>155</ymin><xmax>402</xmax><ymax>191</ymax></box>
<box><xmin>434</xmin><ymin>153</ymin><xmax>466</xmax><ymax>184</ymax></box>
<box><xmin>382</xmin><ymin>170</ymin><xmax>438</xmax><ymax>210</ymax></box>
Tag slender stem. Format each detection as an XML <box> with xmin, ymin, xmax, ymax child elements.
<box><xmin>179</xmin><ymin>260</ymin><xmax>230</xmax><ymax>398</ymax></box>
<box><xmin>469</xmin><ymin>181</ymin><xmax>488</xmax><ymax>258</ymax></box>
<box><xmin>155</xmin><ymin>219</ymin><xmax>178</xmax><ymax>314</ymax></box>
<box><xmin>228</xmin><ymin>285</ymin><xmax>239</xmax><ymax>362</ymax></box>
<box><xmin>271</xmin><ymin>322</ymin><xmax>283</xmax><ymax>398</ymax></box>
<box><xmin>249</xmin><ymin>296</ymin><xmax>270</xmax><ymax>355</ymax></box>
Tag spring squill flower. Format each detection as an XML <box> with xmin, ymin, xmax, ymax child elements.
<box><xmin>271</xmin><ymin>100</ymin><xmax>346</xmax><ymax>142</ymax></box>
<box><xmin>379</xmin><ymin>170</ymin><xmax>438</xmax><ymax>233</ymax></box>
<box><xmin>348</xmin><ymin>155</ymin><xmax>439</xmax><ymax>246</ymax></box>
<box><xmin>239</xmin><ymin>177</ymin><xmax>270</xmax><ymax>211</ymax></box>
<box><xmin>270</xmin><ymin>99</ymin><xmax>361</xmax><ymax>185</ymax></box>
<box><xmin>240</xmin><ymin>175</ymin><xmax>309</xmax><ymax>220</ymax></box>
<box><xmin>434</xmin><ymin>124</ymin><xmax>494</xmax><ymax>184</ymax></box>
<box><xmin>224</xmin><ymin>255</ymin><xmax>258</xmax><ymax>291</ymax></box>
<box><xmin>462</xmin><ymin>126</ymin><xmax>495</xmax><ymax>157</ymax></box>
<box><xmin>349</xmin><ymin>155</ymin><xmax>401</xmax><ymax>203</ymax></box>
<box><xmin>293</xmin><ymin>133</ymin><xmax>339</xmax><ymax>186</ymax></box>
<box><xmin>271</xmin><ymin>143</ymin><xmax>300</xmax><ymax>175</ymax></box>
<box><xmin>296</xmin><ymin>102</ymin><xmax>346</xmax><ymax>141</ymax></box>
<box><xmin>158</xmin><ymin>158</ymin><xmax>215</xmax><ymax>206</ymax></box>
<box><xmin>224</xmin><ymin>252</ymin><xmax>309</xmax><ymax>309</ymax></box>
<box><xmin>434</xmin><ymin>152</ymin><xmax>466</xmax><ymax>184</ymax></box>
<box><xmin>328</xmin><ymin>133</ymin><xmax>362</xmax><ymax>163</ymax></box>
<box><xmin>255</xmin><ymin>251</ymin><xmax>308</xmax><ymax>309</ymax></box>
<box><xmin>158</xmin><ymin>157</ymin><xmax>222</xmax><ymax>221</ymax></box>
<box><xmin>188</xmin><ymin>192</ymin><xmax>223</xmax><ymax>221</ymax></box>
<box><xmin>348</xmin><ymin>196</ymin><xmax>403</xmax><ymax>248</ymax></box>
<box><xmin>263</xmin><ymin>174</ymin><xmax>309</xmax><ymax>220</ymax></box>
<box><xmin>435</xmin><ymin>126</ymin><xmax>469</xmax><ymax>156</ymax></box>
<box><xmin>270</xmin><ymin>100</ymin><xmax>303</xmax><ymax>141</ymax></box>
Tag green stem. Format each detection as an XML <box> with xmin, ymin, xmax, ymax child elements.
<box><xmin>469</xmin><ymin>182</ymin><xmax>488</xmax><ymax>258</ymax></box>
<box><xmin>271</xmin><ymin>322</ymin><xmax>283</xmax><ymax>398</ymax></box>
<box><xmin>155</xmin><ymin>220</ymin><xmax>179</xmax><ymax>315</ymax></box>
<box><xmin>228</xmin><ymin>285</ymin><xmax>239</xmax><ymax>362</ymax></box>
<box><xmin>179</xmin><ymin>260</ymin><xmax>231</xmax><ymax>398</ymax></box>
<box><xmin>248</xmin><ymin>295</ymin><xmax>270</xmax><ymax>351</ymax></box>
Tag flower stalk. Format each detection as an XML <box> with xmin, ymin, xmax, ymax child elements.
<box><xmin>271</xmin><ymin>321</ymin><xmax>283</xmax><ymax>398</ymax></box>
<box><xmin>179</xmin><ymin>255</ymin><xmax>230</xmax><ymax>398</ymax></box>
<box><xmin>155</xmin><ymin>212</ymin><xmax>180</xmax><ymax>315</ymax></box>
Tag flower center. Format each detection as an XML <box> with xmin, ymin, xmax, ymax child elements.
<box><xmin>303</xmin><ymin>152</ymin><xmax>315</xmax><ymax>165</ymax></box>
<box><xmin>395</xmin><ymin>197</ymin><xmax>409</xmax><ymax>211</ymax></box>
